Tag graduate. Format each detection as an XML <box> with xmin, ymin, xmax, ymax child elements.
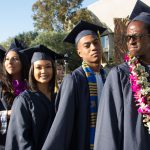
<box><xmin>0</xmin><ymin>47</ymin><xmax>10</xmax><ymax>150</ymax></box>
<box><xmin>5</xmin><ymin>45</ymin><xmax>63</xmax><ymax>150</ymax></box>
<box><xmin>3</xmin><ymin>38</ymin><xmax>29</xmax><ymax>96</ymax></box>
<box><xmin>42</xmin><ymin>20</ymin><xmax>107</xmax><ymax>150</ymax></box>
<box><xmin>94</xmin><ymin>5</ymin><xmax>150</xmax><ymax>150</ymax></box>
<box><xmin>0</xmin><ymin>39</ymin><xmax>29</xmax><ymax>149</ymax></box>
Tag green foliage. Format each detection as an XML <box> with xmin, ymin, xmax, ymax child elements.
<box><xmin>0</xmin><ymin>31</ymin><xmax>38</xmax><ymax>50</ymax></box>
<box><xmin>64</xmin><ymin>8</ymin><xmax>105</xmax><ymax>31</ymax></box>
<box><xmin>0</xmin><ymin>30</ymin><xmax>81</xmax><ymax>71</ymax></box>
<box><xmin>0</xmin><ymin>37</ymin><xmax>13</xmax><ymax>50</ymax></box>
<box><xmin>31</xmin><ymin>31</ymin><xmax>81</xmax><ymax>70</ymax></box>
<box><xmin>32</xmin><ymin>0</ymin><xmax>84</xmax><ymax>31</ymax></box>
<box><xmin>15</xmin><ymin>31</ymin><xmax>39</xmax><ymax>48</ymax></box>
<box><xmin>32</xmin><ymin>0</ymin><xmax>107</xmax><ymax>34</ymax></box>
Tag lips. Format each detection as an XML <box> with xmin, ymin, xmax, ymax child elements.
<box><xmin>40</xmin><ymin>75</ymin><xmax>49</xmax><ymax>79</ymax></box>
<box><xmin>7</xmin><ymin>66</ymin><xmax>14</xmax><ymax>69</ymax></box>
<box><xmin>129</xmin><ymin>46</ymin><xmax>138</xmax><ymax>49</ymax></box>
<box><xmin>91</xmin><ymin>52</ymin><xmax>100</xmax><ymax>57</ymax></box>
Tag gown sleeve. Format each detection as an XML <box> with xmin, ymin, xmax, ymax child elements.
<box><xmin>42</xmin><ymin>74</ymin><xmax>76</xmax><ymax>150</ymax></box>
<box><xmin>5</xmin><ymin>94</ymin><xmax>33</xmax><ymax>150</ymax></box>
<box><xmin>94</xmin><ymin>67</ymin><xmax>124</xmax><ymax>150</ymax></box>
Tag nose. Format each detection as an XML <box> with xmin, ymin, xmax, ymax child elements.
<box><xmin>41</xmin><ymin>68</ymin><xmax>47</xmax><ymax>73</ymax></box>
<box><xmin>7</xmin><ymin>58</ymin><xmax>13</xmax><ymax>64</ymax></box>
<box><xmin>90</xmin><ymin>43</ymin><xmax>97</xmax><ymax>50</ymax></box>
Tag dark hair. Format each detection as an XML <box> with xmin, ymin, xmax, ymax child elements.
<box><xmin>3</xmin><ymin>50</ymin><xmax>29</xmax><ymax>93</ymax></box>
<box><xmin>0</xmin><ymin>63</ymin><xmax>15</xmax><ymax>108</ymax></box>
<box><xmin>29</xmin><ymin>58</ymin><xmax>56</xmax><ymax>98</ymax></box>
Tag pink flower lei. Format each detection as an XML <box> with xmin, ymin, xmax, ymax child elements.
<box><xmin>125</xmin><ymin>53</ymin><xmax>150</xmax><ymax>133</ymax></box>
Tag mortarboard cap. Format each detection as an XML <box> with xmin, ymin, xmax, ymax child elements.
<box><xmin>0</xmin><ymin>45</ymin><xmax>6</xmax><ymax>62</ymax></box>
<box><xmin>21</xmin><ymin>44</ymin><xmax>64</xmax><ymax>64</ymax></box>
<box><xmin>132</xmin><ymin>12</ymin><xmax>150</xmax><ymax>25</ymax></box>
<box><xmin>130</xmin><ymin>0</ymin><xmax>150</xmax><ymax>21</ymax></box>
<box><xmin>63</xmin><ymin>20</ymin><xmax>106</xmax><ymax>44</ymax></box>
<box><xmin>8</xmin><ymin>38</ymin><xmax>26</xmax><ymax>52</ymax></box>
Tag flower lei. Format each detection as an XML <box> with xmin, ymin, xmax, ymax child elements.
<box><xmin>124</xmin><ymin>53</ymin><xmax>150</xmax><ymax>133</ymax></box>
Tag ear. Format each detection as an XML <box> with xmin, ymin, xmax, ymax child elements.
<box><xmin>77</xmin><ymin>49</ymin><xmax>82</xmax><ymax>57</ymax></box>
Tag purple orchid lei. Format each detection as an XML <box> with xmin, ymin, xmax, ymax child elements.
<box><xmin>125</xmin><ymin>53</ymin><xmax>150</xmax><ymax>133</ymax></box>
<box><xmin>12</xmin><ymin>80</ymin><xmax>28</xmax><ymax>96</ymax></box>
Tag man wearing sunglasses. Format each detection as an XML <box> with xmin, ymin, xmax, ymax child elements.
<box><xmin>94</xmin><ymin>11</ymin><xmax>150</xmax><ymax>150</ymax></box>
<box><xmin>126</xmin><ymin>18</ymin><xmax>150</xmax><ymax>63</ymax></box>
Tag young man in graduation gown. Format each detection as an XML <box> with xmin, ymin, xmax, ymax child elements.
<box><xmin>94</xmin><ymin>11</ymin><xmax>150</xmax><ymax>150</ymax></box>
<box><xmin>42</xmin><ymin>20</ymin><xmax>107</xmax><ymax>150</ymax></box>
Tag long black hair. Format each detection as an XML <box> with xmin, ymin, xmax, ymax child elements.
<box><xmin>0</xmin><ymin>63</ymin><xmax>15</xmax><ymax>108</ymax></box>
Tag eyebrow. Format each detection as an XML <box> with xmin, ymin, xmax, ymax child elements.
<box><xmin>83</xmin><ymin>38</ymin><xmax>98</xmax><ymax>45</ymax></box>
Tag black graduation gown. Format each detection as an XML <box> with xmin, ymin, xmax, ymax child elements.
<box><xmin>94</xmin><ymin>62</ymin><xmax>150</xmax><ymax>150</ymax></box>
<box><xmin>42</xmin><ymin>66</ymin><xmax>96</xmax><ymax>150</ymax></box>
<box><xmin>5</xmin><ymin>90</ymin><xmax>55</xmax><ymax>150</ymax></box>
<box><xmin>0</xmin><ymin>82</ymin><xmax>12</xmax><ymax>149</ymax></box>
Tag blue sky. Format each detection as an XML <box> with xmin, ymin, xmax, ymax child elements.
<box><xmin>0</xmin><ymin>0</ymin><xmax>97</xmax><ymax>43</ymax></box>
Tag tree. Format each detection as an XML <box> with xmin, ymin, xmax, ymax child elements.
<box><xmin>32</xmin><ymin>0</ymin><xmax>84</xmax><ymax>31</ymax></box>
<box><xmin>0</xmin><ymin>31</ymin><xmax>38</xmax><ymax>50</ymax></box>
<box><xmin>0</xmin><ymin>37</ymin><xmax>13</xmax><ymax>50</ymax></box>
<box><xmin>15</xmin><ymin>31</ymin><xmax>38</xmax><ymax>47</ymax></box>
<box><xmin>31</xmin><ymin>31</ymin><xmax>81</xmax><ymax>71</ymax></box>
<box><xmin>114</xmin><ymin>18</ymin><xmax>129</xmax><ymax>64</ymax></box>
<box><xmin>64</xmin><ymin>8</ymin><xmax>107</xmax><ymax>31</ymax></box>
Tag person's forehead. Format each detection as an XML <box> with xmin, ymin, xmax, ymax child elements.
<box><xmin>5</xmin><ymin>50</ymin><xmax>19</xmax><ymax>57</ymax></box>
<box><xmin>78</xmin><ymin>34</ymin><xmax>98</xmax><ymax>43</ymax></box>
<box><xmin>127</xmin><ymin>21</ymin><xmax>146</xmax><ymax>33</ymax></box>
<box><xmin>34</xmin><ymin>59</ymin><xmax>52</xmax><ymax>65</ymax></box>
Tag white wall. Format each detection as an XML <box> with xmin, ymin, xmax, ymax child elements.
<box><xmin>88</xmin><ymin>0</ymin><xmax>150</xmax><ymax>31</ymax></box>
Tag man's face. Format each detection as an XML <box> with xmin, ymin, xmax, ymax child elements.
<box><xmin>77</xmin><ymin>34</ymin><xmax>102</xmax><ymax>66</ymax></box>
<box><xmin>126</xmin><ymin>21</ymin><xmax>150</xmax><ymax>57</ymax></box>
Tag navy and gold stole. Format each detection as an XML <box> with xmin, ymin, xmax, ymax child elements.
<box><xmin>82</xmin><ymin>61</ymin><xmax>98</xmax><ymax>150</ymax></box>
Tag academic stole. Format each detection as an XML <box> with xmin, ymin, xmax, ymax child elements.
<box><xmin>82</xmin><ymin>61</ymin><xmax>98</xmax><ymax>150</ymax></box>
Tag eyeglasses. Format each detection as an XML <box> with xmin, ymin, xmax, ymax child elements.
<box><xmin>125</xmin><ymin>34</ymin><xmax>150</xmax><ymax>42</ymax></box>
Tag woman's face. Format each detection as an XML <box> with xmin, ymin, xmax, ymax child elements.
<box><xmin>33</xmin><ymin>60</ymin><xmax>53</xmax><ymax>84</ymax></box>
<box><xmin>4</xmin><ymin>51</ymin><xmax>22</xmax><ymax>76</ymax></box>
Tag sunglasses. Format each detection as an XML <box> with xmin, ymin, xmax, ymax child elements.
<box><xmin>125</xmin><ymin>34</ymin><xmax>150</xmax><ymax>42</ymax></box>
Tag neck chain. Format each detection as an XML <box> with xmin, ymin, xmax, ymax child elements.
<box><xmin>124</xmin><ymin>53</ymin><xmax>150</xmax><ymax>134</ymax></box>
